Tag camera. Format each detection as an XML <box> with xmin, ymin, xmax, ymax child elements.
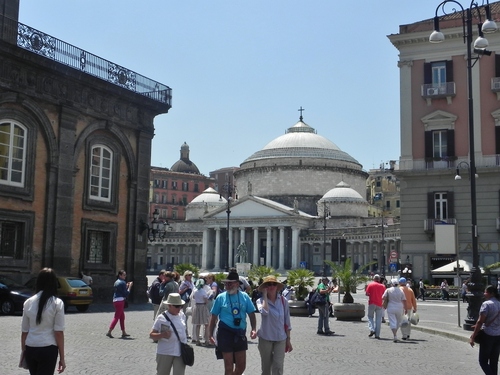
<box><xmin>234</xmin><ymin>318</ymin><xmax>241</xmax><ymax>326</ymax></box>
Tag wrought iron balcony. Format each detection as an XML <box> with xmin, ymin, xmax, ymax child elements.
<box><xmin>3</xmin><ymin>17</ymin><xmax>171</xmax><ymax>106</ymax></box>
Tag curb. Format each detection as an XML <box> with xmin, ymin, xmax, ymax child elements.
<box><xmin>412</xmin><ymin>325</ymin><xmax>470</xmax><ymax>343</ymax></box>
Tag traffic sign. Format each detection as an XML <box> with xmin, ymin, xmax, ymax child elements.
<box><xmin>390</xmin><ymin>250</ymin><xmax>398</xmax><ymax>259</ymax></box>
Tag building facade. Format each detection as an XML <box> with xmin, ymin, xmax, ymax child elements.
<box><xmin>147</xmin><ymin>116</ymin><xmax>401</xmax><ymax>277</ymax></box>
<box><xmin>0</xmin><ymin>1</ymin><xmax>171</xmax><ymax>301</ymax></box>
<box><xmin>389</xmin><ymin>2</ymin><xmax>500</xmax><ymax>281</ymax></box>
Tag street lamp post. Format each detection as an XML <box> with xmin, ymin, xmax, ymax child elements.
<box><xmin>221</xmin><ymin>180</ymin><xmax>235</xmax><ymax>270</ymax></box>
<box><xmin>429</xmin><ymin>0</ymin><xmax>497</xmax><ymax>330</ymax></box>
<box><xmin>322</xmin><ymin>201</ymin><xmax>330</xmax><ymax>276</ymax></box>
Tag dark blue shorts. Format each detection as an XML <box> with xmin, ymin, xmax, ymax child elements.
<box><xmin>217</xmin><ymin>321</ymin><xmax>248</xmax><ymax>353</ymax></box>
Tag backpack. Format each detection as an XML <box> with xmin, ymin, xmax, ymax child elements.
<box><xmin>180</xmin><ymin>288</ymin><xmax>192</xmax><ymax>303</ymax></box>
<box><xmin>147</xmin><ymin>280</ymin><xmax>161</xmax><ymax>304</ymax></box>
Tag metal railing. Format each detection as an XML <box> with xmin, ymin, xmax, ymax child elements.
<box><xmin>4</xmin><ymin>17</ymin><xmax>171</xmax><ymax>106</ymax></box>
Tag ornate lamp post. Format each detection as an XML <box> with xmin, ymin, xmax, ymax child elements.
<box><xmin>139</xmin><ymin>208</ymin><xmax>170</xmax><ymax>242</ymax></box>
<box><xmin>220</xmin><ymin>180</ymin><xmax>236</xmax><ymax>270</ymax></box>
<box><xmin>429</xmin><ymin>0</ymin><xmax>497</xmax><ymax>330</ymax></box>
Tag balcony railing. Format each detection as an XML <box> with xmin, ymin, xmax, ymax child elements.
<box><xmin>400</xmin><ymin>154</ymin><xmax>500</xmax><ymax>171</ymax></box>
<box><xmin>2</xmin><ymin>17</ymin><xmax>171</xmax><ymax>106</ymax></box>
<box><xmin>424</xmin><ymin>218</ymin><xmax>457</xmax><ymax>233</ymax></box>
<box><xmin>421</xmin><ymin>82</ymin><xmax>456</xmax><ymax>99</ymax></box>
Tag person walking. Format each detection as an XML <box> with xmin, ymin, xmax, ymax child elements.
<box><xmin>440</xmin><ymin>279</ymin><xmax>450</xmax><ymax>301</ymax></box>
<box><xmin>256</xmin><ymin>275</ymin><xmax>292</xmax><ymax>375</ymax></box>
<box><xmin>106</xmin><ymin>269</ymin><xmax>132</xmax><ymax>338</ymax></box>
<box><xmin>179</xmin><ymin>271</ymin><xmax>195</xmax><ymax>339</ymax></box>
<box><xmin>418</xmin><ymin>278</ymin><xmax>426</xmax><ymax>301</ymax></box>
<box><xmin>149</xmin><ymin>270</ymin><xmax>166</xmax><ymax>320</ymax></box>
<box><xmin>399</xmin><ymin>277</ymin><xmax>417</xmax><ymax>340</ymax></box>
<box><xmin>382</xmin><ymin>278</ymin><xmax>406</xmax><ymax>342</ymax></box>
<box><xmin>462</xmin><ymin>280</ymin><xmax>469</xmax><ymax>303</ymax></box>
<box><xmin>191</xmin><ymin>278</ymin><xmax>211</xmax><ymax>346</ymax></box>
<box><xmin>365</xmin><ymin>274</ymin><xmax>386</xmax><ymax>339</ymax></box>
<box><xmin>470</xmin><ymin>285</ymin><xmax>500</xmax><ymax>375</ymax></box>
<box><xmin>208</xmin><ymin>269</ymin><xmax>257</xmax><ymax>375</ymax></box>
<box><xmin>149</xmin><ymin>293</ymin><xmax>187</xmax><ymax>375</ymax></box>
<box><xmin>156</xmin><ymin>271</ymin><xmax>180</xmax><ymax>319</ymax></box>
<box><xmin>20</xmin><ymin>267</ymin><xmax>66</xmax><ymax>374</ymax></box>
<box><xmin>316</xmin><ymin>277</ymin><xmax>334</xmax><ymax>335</ymax></box>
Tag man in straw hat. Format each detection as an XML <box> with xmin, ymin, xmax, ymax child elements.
<box><xmin>208</xmin><ymin>268</ymin><xmax>257</xmax><ymax>375</ymax></box>
<box><xmin>256</xmin><ymin>275</ymin><xmax>293</xmax><ymax>375</ymax></box>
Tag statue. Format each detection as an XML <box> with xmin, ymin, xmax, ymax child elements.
<box><xmin>248</xmin><ymin>181</ymin><xmax>252</xmax><ymax>195</ymax></box>
<box><xmin>235</xmin><ymin>243</ymin><xmax>247</xmax><ymax>263</ymax></box>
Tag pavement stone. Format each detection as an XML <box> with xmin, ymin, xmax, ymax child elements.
<box><xmin>0</xmin><ymin>296</ymin><xmax>484</xmax><ymax>375</ymax></box>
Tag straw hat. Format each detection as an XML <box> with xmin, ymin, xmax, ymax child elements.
<box><xmin>258</xmin><ymin>275</ymin><xmax>284</xmax><ymax>292</ymax></box>
<box><xmin>163</xmin><ymin>292</ymin><xmax>185</xmax><ymax>306</ymax></box>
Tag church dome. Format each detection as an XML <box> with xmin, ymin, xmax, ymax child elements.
<box><xmin>322</xmin><ymin>181</ymin><xmax>365</xmax><ymax>202</ymax></box>
<box><xmin>242</xmin><ymin>120</ymin><xmax>360</xmax><ymax>165</ymax></box>
<box><xmin>190</xmin><ymin>187</ymin><xmax>226</xmax><ymax>204</ymax></box>
<box><xmin>171</xmin><ymin>142</ymin><xmax>200</xmax><ymax>174</ymax></box>
<box><xmin>186</xmin><ymin>187</ymin><xmax>227</xmax><ymax>221</ymax></box>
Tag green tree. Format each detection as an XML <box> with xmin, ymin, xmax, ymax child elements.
<box><xmin>174</xmin><ymin>263</ymin><xmax>200</xmax><ymax>278</ymax></box>
<box><xmin>286</xmin><ymin>268</ymin><xmax>315</xmax><ymax>300</ymax></box>
<box><xmin>247</xmin><ymin>265</ymin><xmax>279</xmax><ymax>286</ymax></box>
<box><xmin>325</xmin><ymin>259</ymin><xmax>374</xmax><ymax>303</ymax></box>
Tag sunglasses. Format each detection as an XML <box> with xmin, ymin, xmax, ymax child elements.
<box><xmin>172</xmin><ymin>305</ymin><xmax>183</xmax><ymax>308</ymax></box>
<box><xmin>267</xmin><ymin>282</ymin><xmax>278</xmax><ymax>286</ymax></box>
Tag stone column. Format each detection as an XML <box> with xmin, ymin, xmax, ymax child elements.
<box><xmin>291</xmin><ymin>226</ymin><xmax>300</xmax><ymax>269</ymax></box>
<box><xmin>272</xmin><ymin>228</ymin><xmax>278</xmax><ymax>268</ymax></box>
<box><xmin>253</xmin><ymin>227</ymin><xmax>259</xmax><ymax>266</ymax></box>
<box><xmin>266</xmin><ymin>227</ymin><xmax>272</xmax><ymax>267</ymax></box>
<box><xmin>278</xmin><ymin>226</ymin><xmax>285</xmax><ymax>271</ymax></box>
<box><xmin>214</xmin><ymin>227</ymin><xmax>221</xmax><ymax>270</ymax></box>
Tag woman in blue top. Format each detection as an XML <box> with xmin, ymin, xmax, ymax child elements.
<box><xmin>470</xmin><ymin>285</ymin><xmax>500</xmax><ymax>374</ymax></box>
<box><xmin>106</xmin><ymin>270</ymin><xmax>133</xmax><ymax>338</ymax></box>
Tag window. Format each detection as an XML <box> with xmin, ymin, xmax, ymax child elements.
<box><xmin>182</xmin><ymin>196</ymin><xmax>187</xmax><ymax>205</ymax></box>
<box><xmin>154</xmin><ymin>193</ymin><xmax>159</xmax><ymax>203</ymax></box>
<box><xmin>0</xmin><ymin>121</ymin><xmax>27</xmax><ymax>187</ymax></box>
<box><xmin>428</xmin><ymin>192</ymin><xmax>454</xmax><ymax>221</ymax></box>
<box><xmin>154</xmin><ymin>179</ymin><xmax>160</xmax><ymax>187</ymax></box>
<box><xmin>0</xmin><ymin>221</ymin><xmax>24</xmax><ymax>259</ymax></box>
<box><xmin>162</xmin><ymin>209</ymin><xmax>167</xmax><ymax>218</ymax></box>
<box><xmin>89</xmin><ymin>145</ymin><xmax>112</xmax><ymax>202</ymax></box>
<box><xmin>162</xmin><ymin>194</ymin><xmax>167</xmax><ymax>203</ymax></box>
<box><xmin>182</xmin><ymin>182</ymin><xmax>188</xmax><ymax>191</ymax></box>
<box><xmin>432</xmin><ymin>62</ymin><xmax>446</xmax><ymax>86</ymax></box>
<box><xmin>434</xmin><ymin>192</ymin><xmax>447</xmax><ymax>220</ymax></box>
<box><xmin>386</xmin><ymin>201</ymin><xmax>391</xmax><ymax>209</ymax></box>
<box><xmin>87</xmin><ymin>230</ymin><xmax>110</xmax><ymax>264</ymax></box>
<box><xmin>172</xmin><ymin>210</ymin><xmax>177</xmax><ymax>219</ymax></box>
<box><xmin>162</xmin><ymin>180</ymin><xmax>167</xmax><ymax>189</ymax></box>
<box><xmin>82</xmin><ymin>220</ymin><xmax>116</xmax><ymax>270</ymax></box>
<box><xmin>172</xmin><ymin>195</ymin><xmax>176</xmax><ymax>204</ymax></box>
<box><xmin>433</xmin><ymin>130</ymin><xmax>447</xmax><ymax>158</ymax></box>
<box><xmin>194</xmin><ymin>183</ymin><xmax>199</xmax><ymax>192</ymax></box>
<box><xmin>396</xmin><ymin>200</ymin><xmax>400</xmax><ymax>208</ymax></box>
<box><xmin>172</xmin><ymin>181</ymin><xmax>177</xmax><ymax>190</ymax></box>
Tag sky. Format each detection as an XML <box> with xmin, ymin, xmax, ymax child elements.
<box><xmin>19</xmin><ymin>1</ymin><xmax>436</xmax><ymax>176</ymax></box>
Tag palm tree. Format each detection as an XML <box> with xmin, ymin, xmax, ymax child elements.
<box><xmin>325</xmin><ymin>259</ymin><xmax>374</xmax><ymax>303</ymax></box>
<box><xmin>286</xmin><ymin>268</ymin><xmax>315</xmax><ymax>300</ymax></box>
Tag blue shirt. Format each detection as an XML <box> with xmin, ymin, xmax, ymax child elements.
<box><xmin>210</xmin><ymin>291</ymin><xmax>255</xmax><ymax>330</ymax></box>
<box><xmin>113</xmin><ymin>279</ymin><xmax>129</xmax><ymax>300</ymax></box>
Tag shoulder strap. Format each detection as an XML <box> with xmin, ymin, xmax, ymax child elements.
<box><xmin>484</xmin><ymin>305</ymin><xmax>500</xmax><ymax>327</ymax></box>
<box><xmin>162</xmin><ymin>312</ymin><xmax>181</xmax><ymax>341</ymax></box>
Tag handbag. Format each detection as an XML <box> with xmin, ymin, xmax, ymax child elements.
<box><xmin>310</xmin><ymin>290</ymin><xmax>327</xmax><ymax>306</ymax></box>
<box><xmin>162</xmin><ymin>312</ymin><xmax>194</xmax><ymax>366</ymax></box>
<box><xmin>474</xmin><ymin>308</ymin><xmax>500</xmax><ymax>345</ymax></box>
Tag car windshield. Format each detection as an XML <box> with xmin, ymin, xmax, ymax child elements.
<box><xmin>0</xmin><ymin>275</ymin><xmax>25</xmax><ymax>288</ymax></box>
<box><xmin>66</xmin><ymin>279</ymin><xmax>88</xmax><ymax>288</ymax></box>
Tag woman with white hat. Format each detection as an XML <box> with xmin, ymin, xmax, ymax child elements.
<box><xmin>257</xmin><ymin>275</ymin><xmax>293</xmax><ymax>375</ymax></box>
<box><xmin>149</xmin><ymin>293</ymin><xmax>187</xmax><ymax>375</ymax></box>
<box><xmin>382</xmin><ymin>279</ymin><xmax>407</xmax><ymax>342</ymax></box>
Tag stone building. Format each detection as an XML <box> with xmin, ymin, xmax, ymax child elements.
<box><xmin>0</xmin><ymin>1</ymin><xmax>171</xmax><ymax>301</ymax></box>
<box><xmin>147</xmin><ymin>115</ymin><xmax>401</xmax><ymax>277</ymax></box>
<box><xmin>389</xmin><ymin>2</ymin><xmax>500</xmax><ymax>280</ymax></box>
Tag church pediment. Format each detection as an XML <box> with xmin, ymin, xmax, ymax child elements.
<box><xmin>207</xmin><ymin>196</ymin><xmax>310</xmax><ymax>219</ymax></box>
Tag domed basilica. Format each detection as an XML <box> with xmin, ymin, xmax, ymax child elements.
<box><xmin>149</xmin><ymin>115</ymin><xmax>400</xmax><ymax>275</ymax></box>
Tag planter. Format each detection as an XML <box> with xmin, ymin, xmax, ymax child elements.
<box><xmin>288</xmin><ymin>300</ymin><xmax>314</xmax><ymax>317</ymax></box>
<box><xmin>333</xmin><ymin>302</ymin><xmax>365</xmax><ymax>321</ymax></box>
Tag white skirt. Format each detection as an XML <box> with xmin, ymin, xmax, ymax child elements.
<box><xmin>192</xmin><ymin>303</ymin><xmax>209</xmax><ymax>325</ymax></box>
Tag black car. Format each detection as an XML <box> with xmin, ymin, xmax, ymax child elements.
<box><xmin>0</xmin><ymin>275</ymin><xmax>34</xmax><ymax>315</ymax></box>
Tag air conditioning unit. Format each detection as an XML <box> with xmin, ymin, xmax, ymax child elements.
<box><xmin>493</xmin><ymin>81</ymin><xmax>500</xmax><ymax>90</ymax></box>
<box><xmin>427</xmin><ymin>87</ymin><xmax>439</xmax><ymax>95</ymax></box>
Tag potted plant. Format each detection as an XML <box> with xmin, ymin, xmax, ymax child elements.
<box><xmin>325</xmin><ymin>259</ymin><xmax>373</xmax><ymax>321</ymax></box>
<box><xmin>286</xmin><ymin>268</ymin><xmax>315</xmax><ymax>316</ymax></box>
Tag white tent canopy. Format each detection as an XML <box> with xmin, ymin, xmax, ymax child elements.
<box><xmin>431</xmin><ymin>259</ymin><xmax>484</xmax><ymax>275</ymax></box>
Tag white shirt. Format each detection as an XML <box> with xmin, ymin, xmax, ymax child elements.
<box><xmin>22</xmin><ymin>292</ymin><xmax>65</xmax><ymax>347</ymax></box>
<box><xmin>193</xmin><ymin>287</ymin><xmax>208</xmax><ymax>304</ymax></box>
<box><xmin>152</xmin><ymin>311</ymin><xmax>187</xmax><ymax>356</ymax></box>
